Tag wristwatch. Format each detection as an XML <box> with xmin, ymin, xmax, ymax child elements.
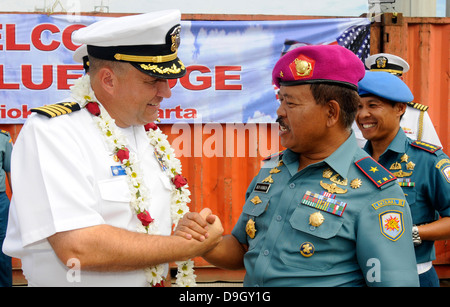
<box><xmin>412</xmin><ymin>225</ymin><xmax>422</xmax><ymax>246</ymax></box>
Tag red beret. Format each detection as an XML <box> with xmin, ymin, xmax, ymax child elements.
<box><xmin>272</xmin><ymin>45</ymin><xmax>365</xmax><ymax>91</ymax></box>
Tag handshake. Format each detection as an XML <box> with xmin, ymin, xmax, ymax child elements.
<box><xmin>175</xmin><ymin>208</ymin><xmax>224</xmax><ymax>256</ymax></box>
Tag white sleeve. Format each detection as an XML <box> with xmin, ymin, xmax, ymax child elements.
<box><xmin>8</xmin><ymin>114</ymin><xmax>105</xmax><ymax>248</ymax></box>
<box><xmin>420</xmin><ymin>111</ymin><xmax>442</xmax><ymax>147</ymax></box>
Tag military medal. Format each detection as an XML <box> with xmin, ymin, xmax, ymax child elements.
<box><xmin>322</xmin><ymin>168</ymin><xmax>333</xmax><ymax>178</ymax></box>
<box><xmin>309</xmin><ymin>211</ymin><xmax>325</xmax><ymax>227</ymax></box>
<box><xmin>250</xmin><ymin>195</ymin><xmax>262</xmax><ymax>205</ymax></box>
<box><xmin>262</xmin><ymin>174</ymin><xmax>274</xmax><ymax>183</ymax></box>
<box><xmin>330</xmin><ymin>174</ymin><xmax>348</xmax><ymax>186</ymax></box>
<box><xmin>300</xmin><ymin>242</ymin><xmax>315</xmax><ymax>257</ymax></box>
<box><xmin>400</xmin><ymin>153</ymin><xmax>409</xmax><ymax>163</ymax></box>
<box><xmin>397</xmin><ymin>178</ymin><xmax>415</xmax><ymax>187</ymax></box>
<box><xmin>406</xmin><ymin>161</ymin><xmax>415</xmax><ymax>170</ymax></box>
<box><xmin>246</xmin><ymin>219</ymin><xmax>256</xmax><ymax>239</ymax></box>
<box><xmin>390</xmin><ymin>162</ymin><xmax>401</xmax><ymax>170</ymax></box>
<box><xmin>319</xmin><ymin>181</ymin><xmax>347</xmax><ymax>194</ymax></box>
<box><xmin>301</xmin><ymin>190</ymin><xmax>347</xmax><ymax>217</ymax></box>
<box><xmin>350</xmin><ymin>178</ymin><xmax>362</xmax><ymax>189</ymax></box>
<box><xmin>154</xmin><ymin>148</ymin><xmax>168</xmax><ymax>171</ymax></box>
<box><xmin>269</xmin><ymin>167</ymin><xmax>281</xmax><ymax>174</ymax></box>
<box><xmin>392</xmin><ymin>170</ymin><xmax>412</xmax><ymax>178</ymax></box>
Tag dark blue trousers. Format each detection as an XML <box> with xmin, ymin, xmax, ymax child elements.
<box><xmin>0</xmin><ymin>192</ymin><xmax>12</xmax><ymax>287</ymax></box>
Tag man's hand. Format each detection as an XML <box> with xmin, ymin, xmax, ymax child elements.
<box><xmin>174</xmin><ymin>208</ymin><xmax>219</xmax><ymax>241</ymax></box>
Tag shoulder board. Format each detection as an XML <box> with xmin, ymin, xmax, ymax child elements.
<box><xmin>31</xmin><ymin>102</ymin><xmax>81</xmax><ymax>118</ymax></box>
<box><xmin>407</xmin><ymin>101</ymin><xmax>429</xmax><ymax>112</ymax></box>
<box><xmin>0</xmin><ymin>130</ymin><xmax>10</xmax><ymax>137</ymax></box>
<box><xmin>355</xmin><ymin>156</ymin><xmax>396</xmax><ymax>189</ymax></box>
<box><xmin>263</xmin><ymin>151</ymin><xmax>284</xmax><ymax>161</ymax></box>
<box><xmin>411</xmin><ymin>140</ymin><xmax>441</xmax><ymax>154</ymax></box>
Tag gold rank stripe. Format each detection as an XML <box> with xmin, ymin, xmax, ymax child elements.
<box><xmin>406</xmin><ymin>101</ymin><xmax>429</xmax><ymax>111</ymax></box>
<box><xmin>31</xmin><ymin>102</ymin><xmax>81</xmax><ymax>118</ymax></box>
<box><xmin>114</xmin><ymin>51</ymin><xmax>178</xmax><ymax>63</ymax></box>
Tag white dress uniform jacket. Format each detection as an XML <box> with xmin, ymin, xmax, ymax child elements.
<box><xmin>3</xmin><ymin>105</ymin><xmax>172</xmax><ymax>286</ymax></box>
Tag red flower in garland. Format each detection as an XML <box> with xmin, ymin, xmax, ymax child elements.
<box><xmin>116</xmin><ymin>148</ymin><xmax>130</xmax><ymax>163</ymax></box>
<box><xmin>172</xmin><ymin>174</ymin><xmax>188</xmax><ymax>189</ymax></box>
<box><xmin>85</xmin><ymin>102</ymin><xmax>100</xmax><ymax>116</ymax></box>
<box><xmin>137</xmin><ymin>210</ymin><xmax>154</xmax><ymax>227</ymax></box>
<box><xmin>144</xmin><ymin>122</ymin><xmax>158</xmax><ymax>131</ymax></box>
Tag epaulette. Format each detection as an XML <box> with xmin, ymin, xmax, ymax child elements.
<box><xmin>31</xmin><ymin>102</ymin><xmax>81</xmax><ymax>118</ymax></box>
<box><xmin>263</xmin><ymin>151</ymin><xmax>283</xmax><ymax>161</ymax></box>
<box><xmin>355</xmin><ymin>156</ymin><xmax>396</xmax><ymax>189</ymax></box>
<box><xmin>411</xmin><ymin>140</ymin><xmax>441</xmax><ymax>154</ymax></box>
<box><xmin>0</xmin><ymin>130</ymin><xmax>10</xmax><ymax>137</ymax></box>
<box><xmin>407</xmin><ymin>101</ymin><xmax>429</xmax><ymax>112</ymax></box>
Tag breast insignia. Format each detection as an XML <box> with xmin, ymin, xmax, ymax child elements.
<box><xmin>31</xmin><ymin>102</ymin><xmax>81</xmax><ymax>118</ymax></box>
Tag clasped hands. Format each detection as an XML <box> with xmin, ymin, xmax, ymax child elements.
<box><xmin>174</xmin><ymin>208</ymin><xmax>223</xmax><ymax>254</ymax></box>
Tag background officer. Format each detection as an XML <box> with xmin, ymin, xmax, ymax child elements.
<box><xmin>0</xmin><ymin>130</ymin><xmax>12</xmax><ymax>287</ymax></box>
<box><xmin>356</xmin><ymin>70</ymin><xmax>450</xmax><ymax>287</ymax></box>
<box><xmin>353</xmin><ymin>53</ymin><xmax>441</xmax><ymax>148</ymax></box>
<box><xmin>177</xmin><ymin>45</ymin><xmax>419</xmax><ymax>286</ymax></box>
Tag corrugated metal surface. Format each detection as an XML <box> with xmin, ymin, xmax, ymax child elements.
<box><xmin>1</xmin><ymin>13</ymin><xmax>449</xmax><ymax>284</ymax></box>
<box><xmin>405</xmin><ymin>18</ymin><xmax>449</xmax><ymax>153</ymax></box>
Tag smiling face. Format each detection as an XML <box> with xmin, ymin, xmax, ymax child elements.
<box><xmin>90</xmin><ymin>59</ymin><xmax>172</xmax><ymax>128</ymax></box>
<box><xmin>356</xmin><ymin>95</ymin><xmax>406</xmax><ymax>143</ymax></box>
<box><xmin>112</xmin><ymin>65</ymin><xmax>171</xmax><ymax>127</ymax></box>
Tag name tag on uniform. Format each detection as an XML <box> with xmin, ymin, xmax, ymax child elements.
<box><xmin>254</xmin><ymin>182</ymin><xmax>271</xmax><ymax>193</ymax></box>
<box><xmin>111</xmin><ymin>165</ymin><xmax>126</xmax><ymax>176</ymax></box>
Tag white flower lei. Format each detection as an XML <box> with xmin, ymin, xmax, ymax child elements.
<box><xmin>70</xmin><ymin>75</ymin><xmax>196</xmax><ymax>287</ymax></box>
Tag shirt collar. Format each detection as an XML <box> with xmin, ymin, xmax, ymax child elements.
<box><xmin>282</xmin><ymin>131</ymin><xmax>358</xmax><ymax>178</ymax></box>
<box><xmin>363</xmin><ymin>127</ymin><xmax>408</xmax><ymax>156</ymax></box>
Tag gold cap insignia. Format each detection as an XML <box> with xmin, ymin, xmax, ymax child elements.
<box><xmin>376</xmin><ymin>56</ymin><xmax>388</xmax><ymax>68</ymax></box>
<box><xmin>170</xmin><ymin>25</ymin><xmax>181</xmax><ymax>53</ymax></box>
<box><xmin>289</xmin><ymin>54</ymin><xmax>315</xmax><ymax>81</ymax></box>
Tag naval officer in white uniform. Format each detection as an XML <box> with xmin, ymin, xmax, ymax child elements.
<box><xmin>3</xmin><ymin>10</ymin><xmax>222</xmax><ymax>287</ymax></box>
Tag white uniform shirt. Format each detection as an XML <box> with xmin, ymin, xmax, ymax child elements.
<box><xmin>3</xmin><ymin>107</ymin><xmax>173</xmax><ymax>286</ymax></box>
<box><xmin>354</xmin><ymin>105</ymin><xmax>442</xmax><ymax>148</ymax></box>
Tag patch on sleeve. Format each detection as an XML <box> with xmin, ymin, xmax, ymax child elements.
<box><xmin>441</xmin><ymin>165</ymin><xmax>450</xmax><ymax>183</ymax></box>
<box><xmin>371</xmin><ymin>198</ymin><xmax>406</xmax><ymax>210</ymax></box>
<box><xmin>411</xmin><ymin>140</ymin><xmax>441</xmax><ymax>154</ymax></box>
<box><xmin>355</xmin><ymin>156</ymin><xmax>396</xmax><ymax>188</ymax></box>
<box><xmin>379</xmin><ymin>210</ymin><xmax>404</xmax><ymax>241</ymax></box>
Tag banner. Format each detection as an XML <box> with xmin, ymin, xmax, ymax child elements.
<box><xmin>0</xmin><ymin>14</ymin><xmax>370</xmax><ymax>124</ymax></box>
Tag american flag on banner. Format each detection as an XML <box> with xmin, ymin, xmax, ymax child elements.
<box><xmin>337</xmin><ymin>23</ymin><xmax>372</xmax><ymax>62</ymax></box>
<box><xmin>273</xmin><ymin>23</ymin><xmax>371</xmax><ymax>101</ymax></box>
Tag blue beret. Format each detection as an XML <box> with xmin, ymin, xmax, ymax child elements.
<box><xmin>358</xmin><ymin>71</ymin><xmax>414</xmax><ymax>103</ymax></box>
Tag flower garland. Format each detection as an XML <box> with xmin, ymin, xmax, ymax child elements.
<box><xmin>70</xmin><ymin>75</ymin><xmax>196</xmax><ymax>287</ymax></box>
